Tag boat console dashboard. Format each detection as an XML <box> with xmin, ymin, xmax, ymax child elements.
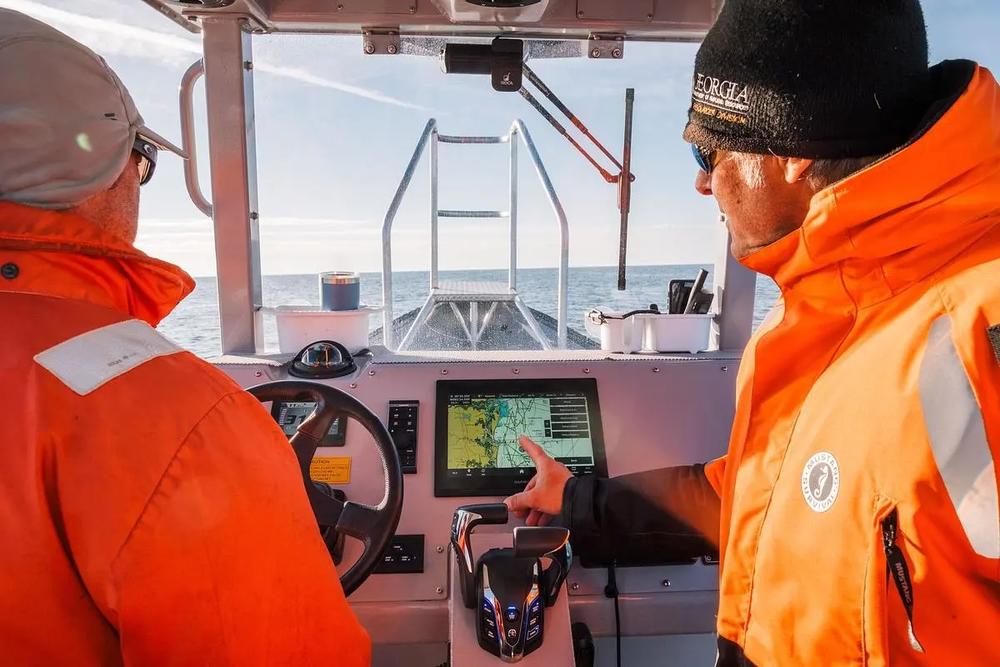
<box><xmin>216</xmin><ymin>347</ymin><xmax>738</xmax><ymax>662</ymax></box>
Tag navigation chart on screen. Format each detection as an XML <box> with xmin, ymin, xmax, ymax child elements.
<box><xmin>446</xmin><ymin>392</ymin><xmax>595</xmax><ymax>469</ymax></box>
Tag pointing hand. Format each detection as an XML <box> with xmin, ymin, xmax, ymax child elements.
<box><xmin>503</xmin><ymin>436</ymin><xmax>572</xmax><ymax>527</ymax></box>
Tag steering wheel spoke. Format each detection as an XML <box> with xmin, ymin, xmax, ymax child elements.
<box><xmin>247</xmin><ymin>380</ymin><xmax>404</xmax><ymax>596</ymax></box>
<box><xmin>308</xmin><ymin>484</ymin><xmax>347</xmax><ymax>527</ymax></box>
<box><xmin>336</xmin><ymin>501</ymin><xmax>383</xmax><ymax>545</ymax></box>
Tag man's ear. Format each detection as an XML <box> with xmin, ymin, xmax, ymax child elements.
<box><xmin>782</xmin><ymin>157</ymin><xmax>813</xmax><ymax>184</ymax></box>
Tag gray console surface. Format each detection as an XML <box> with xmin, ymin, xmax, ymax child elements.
<box><xmin>215</xmin><ymin>349</ymin><xmax>737</xmax><ymax>643</ymax></box>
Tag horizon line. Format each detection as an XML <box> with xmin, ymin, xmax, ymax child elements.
<box><xmin>188</xmin><ymin>262</ymin><xmax>717</xmax><ymax>280</ymax></box>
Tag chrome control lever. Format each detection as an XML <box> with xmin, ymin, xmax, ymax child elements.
<box><xmin>513</xmin><ymin>526</ymin><xmax>572</xmax><ymax>606</ymax></box>
<box><xmin>451</xmin><ymin>503</ymin><xmax>509</xmax><ymax>609</ymax></box>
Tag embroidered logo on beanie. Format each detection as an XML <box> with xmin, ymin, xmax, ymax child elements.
<box><xmin>691</xmin><ymin>73</ymin><xmax>752</xmax><ymax>126</ymax></box>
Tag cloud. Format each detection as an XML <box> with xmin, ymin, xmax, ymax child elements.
<box><xmin>0</xmin><ymin>0</ymin><xmax>426</xmax><ymax>109</ymax></box>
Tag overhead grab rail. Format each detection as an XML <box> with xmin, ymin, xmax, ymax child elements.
<box><xmin>179</xmin><ymin>59</ymin><xmax>213</xmax><ymax>218</ymax></box>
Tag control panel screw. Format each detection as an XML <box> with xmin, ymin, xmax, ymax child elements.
<box><xmin>349</xmin><ymin>382</ymin><xmax>358</xmax><ymax>389</ymax></box>
<box><xmin>662</xmin><ymin>579</ymin><xmax>671</xmax><ymax>588</ymax></box>
<box><xmin>590</xmin><ymin>48</ymin><xmax>601</xmax><ymax>58</ymax></box>
<box><xmin>571</xmin><ymin>582</ymin><xmax>580</xmax><ymax>591</ymax></box>
<box><xmin>652</xmin><ymin>367</ymin><xmax>660</xmax><ymax>373</ymax></box>
<box><xmin>368</xmin><ymin>369</ymin><xmax>376</xmax><ymax>376</ymax></box>
<box><xmin>409</xmin><ymin>5</ymin><xmax>417</xmax><ymax>14</ymax></box>
<box><xmin>337</xmin><ymin>3</ymin><xmax>343</xmax><ymax>9</ymax></box>
<box><xmin>441</xmin><ymin>369</ymin><xmax>449</xmax><ymax>375</ymax></box>
<box><xmin>387</xmin><ymin>44</ymin><xmax>398</xmax><ymax>55</ymax></box>
<box><xmin>721</xmin><ymin>365</ymin><xmax>729</xmax><ymax>372</ymax></box>
<box><xmin>436</xmin><ymin>545</ymin><xmax>445</xmax><ymax>554</ymax></box>
<box><xmin>254</xmin><ymin>370</ymin><xmax>263</xmax><ymax>378</ymax></box>
<box><xmin>582</xmin><ymin>368</ymin><xmax>590</xmax><ymax>374</ymax></box>
<box><xmin>364</xmin><ymin>42</ymin><xmax>375</xmax><ymax>55</ymax></box>
<box><xmin>512</xmin><ymin>368</ymin><xmax>520</xmax><ymax>375</ymax></box>
<box><xmin>436</xmin><ymin>586</ymin><xmax>444</xmax><ymax>594</ymax></box>
<box><xmin>611</xmin><ymin>48</ymin><xmax>623</xmax><ymax>59</ymax></box>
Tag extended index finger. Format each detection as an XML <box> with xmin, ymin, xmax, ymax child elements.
<box><xmin>518</xmin><ymin>435</ymin><xmax>551</xmax><ymax>466</ymax></box>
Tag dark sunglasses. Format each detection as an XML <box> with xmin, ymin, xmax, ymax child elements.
<box><xmin>691</xmin><ymin>143</ymin><xmax>718</xmax><ymax>175</ymax></box>
<box><xmin>133</xmin><ymin>135</ymin><xmax>158</xmax><ymax>186</ymax></box>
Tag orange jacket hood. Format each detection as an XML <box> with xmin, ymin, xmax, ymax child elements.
<box><xmin>742</xmin><ymin>61</ymin><xmax>1000</xmax><ymax>306</ymax></box>
<box><xmin>0</xmin><ymin>201</ymin><xmax>194</xmax><ymax>325</ymax></box>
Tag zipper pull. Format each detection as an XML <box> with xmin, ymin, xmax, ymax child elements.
<box><xmin>881</xmin><ymin>510</ymin><xmax>925</xmax><ymax>653</ymax></box>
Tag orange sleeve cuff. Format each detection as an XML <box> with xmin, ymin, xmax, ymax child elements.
<box><xmin>703</xmin><ymin>455</ymin><xmax>727</xmax><ymax>497</ymax></box>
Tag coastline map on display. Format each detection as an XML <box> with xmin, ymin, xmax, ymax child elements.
<box><xmin>446</xmin><ymin>391</ymin><xmax>596</xmax><ymax>472</ymax></box>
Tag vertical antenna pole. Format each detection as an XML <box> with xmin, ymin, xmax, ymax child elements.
<box><xmin>617</xmin><ymin>88</ymin><xmax>635</xmax><ymax>291</ymax></box>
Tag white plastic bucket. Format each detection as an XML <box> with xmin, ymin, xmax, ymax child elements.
<box><xmin>634</xmin><ymin>313</ymin><xmax>713</xmax><ymax>354</ymax></box>
<box><xmin>583</xmin><ymin>310</ymin><xmax>640</xmax><ymax>353</ymax></box>
<box><xmin>273</xmin><ymin>305</ymin><xmax>380</xmax><ymax>354</ymax></box>
<box><xmin>584</xmin><ymin>310</ymin><xmax>713</xmax><ymax>354</ymax></box>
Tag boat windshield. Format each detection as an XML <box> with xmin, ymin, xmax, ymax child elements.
<box><xmin>109</xmin><ymin>24</ymin><xmax>776</xmax><ymax>355</ymax></box>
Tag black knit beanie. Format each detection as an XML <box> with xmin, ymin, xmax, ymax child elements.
<box><xmin>683</xmin><ymin>0</ymin><xmax>931</xmax><ymax>159</ymax></box>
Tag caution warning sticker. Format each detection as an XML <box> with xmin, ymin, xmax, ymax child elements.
<box><xmin>310</xmin><ymin>456</ymin><xmax>352</xmax><ymax>484</ymax></box>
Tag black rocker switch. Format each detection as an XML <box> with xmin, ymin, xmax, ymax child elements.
<box><xmin>387</xmin><ymin>400</ymin><xmax>419</xmax><ymax>474</ymax></box>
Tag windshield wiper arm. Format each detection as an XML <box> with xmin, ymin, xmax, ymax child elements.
<box><xmin>519</xmin><ymin>64</ymin><xmax>635</xmax><ymax>289</ymax></box>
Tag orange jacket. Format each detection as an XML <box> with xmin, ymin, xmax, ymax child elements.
<box><xmin>705</xmin><ymin>61</ymin><xmax>1000</xmax><ymax>665</ymax></box>
<box><xmin>0</xmin><ymin>202</ymin><xmax>370</xmax><ymax>665</ymax></box>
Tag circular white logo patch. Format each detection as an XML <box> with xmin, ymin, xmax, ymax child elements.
<box><xmin>801</xmin><ymin>451</ymin><xmax>840</xmax><ymax>513</ymax></box>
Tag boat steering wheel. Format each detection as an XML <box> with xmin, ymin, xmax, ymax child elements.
<box><xmin>248</xmin><ymin>381</ymin><xmax>403</xmax><ymax>596</ymax></box>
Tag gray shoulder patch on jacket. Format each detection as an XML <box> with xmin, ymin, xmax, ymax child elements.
<box><xmin>988</xmin><ymin>323</ymin><xmax>1000</xmax><ymax>365</ymax></box>
<box><xmin>34</xmin><ymin>320</ymin><xmax>182</xmax><ymax>396</ymax></box>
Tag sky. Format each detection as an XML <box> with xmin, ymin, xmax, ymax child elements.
<box><xmin>2</xmin><ymin>0</ymin><xmax>998</xmax><ymax>277</ymax></box>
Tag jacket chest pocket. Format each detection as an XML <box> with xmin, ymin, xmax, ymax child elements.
<box><xmin>863</xmin><ymin>503</ymin><xmax>925</xmax><ymax>665</ymax></box>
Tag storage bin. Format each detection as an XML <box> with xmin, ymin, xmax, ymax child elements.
<box><xmin>273</xmin><ymin>305</ymin><xmax>380</xmax><ymax>354</ymax></box>
<box><xmin>584</xmin><ymin>309</ymin><xmax>713</xmax><ymax>354</ymax></box>
<box><xmin>633</xmin><ymin>313</ymin><xmax>713</xmax><ymax>354</ymax></box>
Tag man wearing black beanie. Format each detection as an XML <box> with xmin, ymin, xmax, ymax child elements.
<box><xmin>507</xmin><ymin>1</ymin><xmax>1000</xmax><ymax>664</ymax></box>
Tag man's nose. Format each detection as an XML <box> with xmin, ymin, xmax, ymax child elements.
<box><xmin>695</xmin><ymin>169</ymin><xmax>713</xmax><ymax>196</ymax></box>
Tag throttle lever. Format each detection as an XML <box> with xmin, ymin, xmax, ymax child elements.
<box><xmin>451</xmin><ymin>503</ymin><xmax>509</xmax><ymax>609</ymax></box>
<box><xmin>513</xmin><ymin>526</ymin><xmax>572</xmax><ymax>606</ymax></box>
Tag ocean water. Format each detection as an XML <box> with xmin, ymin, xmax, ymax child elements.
<box><xmin>157</xmin><ymin>266</ymin><xmax>780</xmax><ymax>358</ymax></box>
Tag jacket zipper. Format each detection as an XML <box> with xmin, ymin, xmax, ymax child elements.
<box><xmin>881</xmin><ymin>509</ymin><xmax>925</xmax><ymax>653</ymax></box>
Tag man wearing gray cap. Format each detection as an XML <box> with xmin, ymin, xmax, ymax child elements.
<box><xmin>0</xmin><ymin>10</ymin><xmax>371</xmax><ymax>665</ymax></box>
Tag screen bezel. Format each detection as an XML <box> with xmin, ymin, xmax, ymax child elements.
<box><xmin>434</xmin><ymin>378</ymin><xmax>608</xmax><ymax>497</ymax></box>
<box><xmin>270</xmin><ymin>400</ymin><xmax>348</xmax><ymax>447</ymax></box>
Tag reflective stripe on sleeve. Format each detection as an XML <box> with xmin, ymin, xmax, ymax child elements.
<box><xmin>919</xmin><ymin>316</ymin><xmax>999</xmax><ymax>558</ymax></box>
<box><xmin>34</xmin><ymin>319</ymin><xmax>182</xmax><ymax>396</ymax></box>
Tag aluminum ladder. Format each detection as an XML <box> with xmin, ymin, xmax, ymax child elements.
<box><xmin>381</xmin><ymin>119</ymin><xmax>569</xmax><ymax>351</ymax></box>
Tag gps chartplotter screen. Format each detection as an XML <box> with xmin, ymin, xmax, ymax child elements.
<box><xmin>434</xmin><ymin>379</ymin><xmax>607</xmax><ymax>496</ymax></box>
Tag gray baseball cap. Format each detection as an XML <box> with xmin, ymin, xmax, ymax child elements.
<box><xmin>0</xmin><ymin>9</ymin><xmax>186</xmax><ymax>209</ymax></box>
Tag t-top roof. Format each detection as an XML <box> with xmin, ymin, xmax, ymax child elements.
<box><xmin>142</xmin><ymin>0</ymin><xmax>719</xmax><ymax>40</ymax></box>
